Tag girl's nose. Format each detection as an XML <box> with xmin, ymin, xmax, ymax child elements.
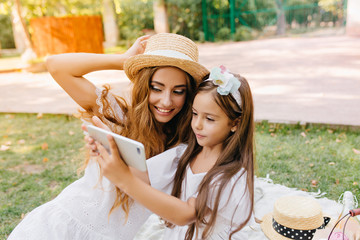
<box><xmin>194</xmin><ymin>117</ymin><xmax>203</xmax><ymax>130</ymax></box>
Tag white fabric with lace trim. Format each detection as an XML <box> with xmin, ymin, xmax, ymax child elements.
<box><xmin>95</xmin><ymin>87</ymin><xmax>125</xmax><ymax>130</ymax></box>
<box><xmin>8</xmin><ymin>88</ymin><xmax>150</xmax><ymax>240</ymax></box>
<box><xmin>7</xmin><ymin>158</ymin><xmax>152</xmax><ymax>240</ymax></box>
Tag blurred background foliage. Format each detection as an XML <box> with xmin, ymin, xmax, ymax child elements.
<box><xmin>0</xmin><ymin>0</ymin><xmax>347</xmax><ymax>50</ymax></box>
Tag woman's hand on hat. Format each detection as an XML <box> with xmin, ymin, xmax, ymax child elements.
<box><xmin>124</xmin><ymin>35</ymin><xmax>151</xmax><ymax>58</ymax></box>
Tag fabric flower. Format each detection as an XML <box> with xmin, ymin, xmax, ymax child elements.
<box><xmin>206</xmin><ymin>65</ymin><xmax>242</xmax><ymax>107</ymax></box>
<box><xmin>209</xmin><ymin>67</ymin><xmax>229</xmax><ymax>87</ymax></box>
<box><xmin>209</xmin><ymin>66</ymin><xmax>241</xmax><ymax>96</ymax></box>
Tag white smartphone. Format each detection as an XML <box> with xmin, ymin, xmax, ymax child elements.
<box><xmin>87</xmin><ymin>125</ymin><xmax>147</xmax><ymax>172</ymax></box>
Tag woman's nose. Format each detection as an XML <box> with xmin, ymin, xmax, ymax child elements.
<box><xmin>160</xmin><ymin>91</ymin><xmax>172</xmax><ymax>107</ymax></box>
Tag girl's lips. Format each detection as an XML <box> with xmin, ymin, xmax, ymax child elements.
<box><xmin>195</xmin><ymin>133</ymin><xmax>205</xmax><ymax>139</ymax></box>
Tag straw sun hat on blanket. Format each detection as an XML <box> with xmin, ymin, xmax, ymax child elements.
<box><xmin>261</xmin><ymin>196</ymin><xmax>332</xmax><ymax>240</ymax></box>
<box><xmin>124</xmin><ymin>33</ymin><xmax>209</xmax><ymax>84</ymax></box>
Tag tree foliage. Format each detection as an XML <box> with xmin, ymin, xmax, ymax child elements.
<box><xmin>0</xmin><ymin>0</ymin><xmax>348</xmax><ymax>49</ymax></box>
<box><xmin>114</xmin><ymin>0</ymin><xmax>153</xmax><ymax>41</ymax></box>
<box><xmin>0</xmin><ymin>14</ymin><xmax>15</xmax><ymax>48</ymax></box>
<box><xmin>166</xmin><ymin>0</ymin><xmax>203</xmax><ymax>40</ymax></box>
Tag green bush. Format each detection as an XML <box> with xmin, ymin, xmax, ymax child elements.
<box><xmin>233</xmin><ymin>26</ymin><xmax>253</xmax><ymax>41</ymax></box>
<box><xmin>0</xmin><ymin>14</ymin><xmax>15</xmax><ymax>49</ymax></box>
<box><xmin>215</xmin><ymin>27</ymin><xmax>231</xmax><ymax>41</ymax></box>
<box><xmin>198</xmin><ymin>31</ymin><xmax>205</xmax><ymax>43</ymax></box>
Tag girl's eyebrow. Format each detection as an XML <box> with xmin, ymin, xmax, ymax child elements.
<box><xmin>192</xmin><ymin>107</ymin><xmax>219</xmax><ymax>118</ymax></box>
<box><xmin>151</xmin><ymin>81</ymin><xmax>186</xmax><ymax>88</ymax></box>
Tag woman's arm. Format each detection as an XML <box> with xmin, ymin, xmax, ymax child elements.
<box><xmin>96</xmin><ymin>135</ymin><xmax>196</xmax><ymax>226</ymax></box>
<box><xmin>46</xmin><ymin>35</ymin><xmax>150</xmax><ymax>113</ymax></box>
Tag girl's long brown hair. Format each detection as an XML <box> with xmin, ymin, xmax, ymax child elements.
<box><xmin>80</xmin><ymin>66</ymin><xmax>197</xmax><ymax>218</ymax></box>
<box><xmin>167</xmin><ymin>74</ymin><xmax>255</xmax><ymax>239</ymax></box>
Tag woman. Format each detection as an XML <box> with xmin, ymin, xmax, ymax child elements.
<box><xmin>8</xmin><ymin>33</ymin><xmax>209</xmax><ymax>240</ymax></box>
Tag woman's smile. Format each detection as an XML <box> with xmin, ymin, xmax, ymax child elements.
<box><xmin>155</xmin><ymin>106</ymin><xmax>174</xmax><ymax>114</ymax></box>
<box><xmin>149</xmin><ymin>67</ymin><xmax>188</xmax><ymax>123</ymax></box>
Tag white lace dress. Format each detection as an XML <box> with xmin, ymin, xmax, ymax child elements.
<box><xmin>8</xmin><ymin>88</ymin><xmax>152</xmax><ymax>240</ymax></box>
<box><xmin>146</xmin><ymin>144</ymin><xmax>253</xmax><ymax>240</ymax></box>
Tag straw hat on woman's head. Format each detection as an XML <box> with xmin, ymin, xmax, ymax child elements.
<box><xmin>124</xmin><ymin>33</ymin><xmax>209</xmax><ymax>84</ymax></box>
<box><xmin>261</xmin><ymin>196</ymin><xmax>331</xmax><ymax>240</ymax></box>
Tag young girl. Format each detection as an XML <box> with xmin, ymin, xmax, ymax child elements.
<box><xmin>8</xmin><ymin>33</ymin><xmax>209</xmax><ymax>239</ymax></box>
<box><xmin>96</xmin><ymin>66</ymin><xmax>255</xmax><ymax>239</ymax></box>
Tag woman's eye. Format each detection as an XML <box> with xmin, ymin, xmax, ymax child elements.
<box><xmin>150</xmin><ymin>86</ymin><xmax>161</xmax><ymax>92</ymax></box>
<box><xmin>192</xmin><ymin>112</ymin><xmax>198</xmax><ymax>116</ymax></box>
<box><xmin>206</xmin><ymin>117</ymin><xmax>215</xmax><ymax>121</ymax></box>
<box><xmin>173</xmin><ymin>89</ymin><xmax>185</xmax><ymax>95</ymax></box>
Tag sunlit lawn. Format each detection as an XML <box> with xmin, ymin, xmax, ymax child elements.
<box><xmin>1</xmin><ymin>113</ymin><xmax>359</xmax><ymax>238</ymax></box>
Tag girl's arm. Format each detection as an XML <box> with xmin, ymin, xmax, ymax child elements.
<box><xmin>129</xmin><ymin>167</ymin><xmax>151</xmax><ymax>184</ymax></box>
<box><xmin>46</xmin><ymin>35</ymin><xmax>150</xmax><ymax>113</ymax></box>
<box><xmin>96</xmin><ymin>135</ymin><xmax>196</xmax><ymax>226</ymax></box>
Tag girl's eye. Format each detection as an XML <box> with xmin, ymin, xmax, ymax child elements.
<box><xmin>173</xmin><ymin>89</ymin><xmax>185</xmax><ymax>95</ymax></box>
<box><xmin>150</xmin><ymin>86</ymin><xmax>161</xmax><ymax>92</ymax></box>
<box><xmin>192</xmin><ymin>112</ymin><xmax>198</xmax><ymax>116</ymax></box>
<box><xmin>206</xmin><ymin>117</ymin><xmax>215</xmax><ymax>121</ymax></box>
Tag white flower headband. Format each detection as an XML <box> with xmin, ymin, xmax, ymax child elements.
<box><xmin>206</xmin><ymin>65</ymin><xmax>242</xmax><ymax>107</ymax></box>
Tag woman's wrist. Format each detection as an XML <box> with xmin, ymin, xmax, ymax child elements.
<box><xmin>104</xmin><ymin>54</ymin><xmax>127</xmax><ymax>70</ymax></box>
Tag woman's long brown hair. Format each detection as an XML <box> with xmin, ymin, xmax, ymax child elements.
<box><xmin>80</xmin><ymin>66</ymin><xmax>197</xmax><ymax>218</ymax></box>
<box><xmin>167</xmin><ymin>75</ymin><xmax>255</xmax><ymax>239</ymax></box>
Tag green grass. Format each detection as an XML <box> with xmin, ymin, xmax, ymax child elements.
<box><xmin>255</xmin><ymin>122</ymin><xmax>360</xmax><ymax>200</ymax></box>
<box><xmin>0</xmin><ymin>113</ymin><xmax>85</xmax><ymax>239</ymax></box>
<box><xmin>1</xmin><ymin>114</ymin><xmax>360</xmax><ymax>238</ymax></box>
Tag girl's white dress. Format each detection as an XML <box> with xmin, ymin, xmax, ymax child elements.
<box><xmin>8</xmin><ymin>88</ymin><xmax>155</xmax><ymax>240</ymax></box>
<box><xmin>146</xmin><ymin>144</ymin><xmax>252</xmax><ymax>240</ymax></box>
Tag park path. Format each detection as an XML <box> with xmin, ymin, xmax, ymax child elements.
<box><xmin>0</xmin><ymin>35</ymin><xmax>359</xmax><ymax>126</ymax></box>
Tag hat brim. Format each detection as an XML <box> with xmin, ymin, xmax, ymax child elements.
<box><xmin>261</xmin><ymin>213</ymin><xmax>333</xmax><ymax>240</ymax></box>
<box><xmin>124</xmin><ymin>54</ymin><xmax>209</xmax><ymax>84</ymax></box>
<box><xmin>261</xmin><ymin>213</ymin><xmax>292</xmax><ymax>240</ymax></box>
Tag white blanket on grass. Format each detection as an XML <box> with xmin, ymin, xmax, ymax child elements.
<box><xmin>134</xmin><ymin>177</ymin><xmax>349</xmax><ymax>240</ymax></box>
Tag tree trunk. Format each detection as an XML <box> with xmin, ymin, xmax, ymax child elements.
<box><xmin>13</xmin><ymin>0</ymin><xmax>38</xmax><ymax>66</ymax></box>
<box><xmin>276</xmin><ymin>0</ymin><xmax>286</xmax><ymax>35</ymax></box>
<box><xmin>103</xmin><ymin>0</ymin><xmax>119</xmax><ymax>48</ymax></box>
<box><xmin>12</xmin><ymin>0</ymin><xmax>33</xmax><ymax>53</ymax></box>
<box><xmin>153</xmin><ymin>0</ymin><xmax>169</xmax><ymax>33</ymax></box>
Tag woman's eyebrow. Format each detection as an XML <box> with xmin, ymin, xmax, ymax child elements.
<box><xmin>151</xmin><ymin>81</ymin><xmax>186</xmax><ymax>88</ymax></box>
<box><xmin>174</xmin><ymin>84</ymin><xmax>187</xmax><ymax>88</ymax></box>
<box><xmin>151</xmin><ymin>81</ymin><xmax>164</xmax><ymax>86</ymax></box>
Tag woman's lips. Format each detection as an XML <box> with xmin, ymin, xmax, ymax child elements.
<box><xmin>155</xmin><ymin>106</ymin><xmax>173</xmax><ymax>115</ymax></box>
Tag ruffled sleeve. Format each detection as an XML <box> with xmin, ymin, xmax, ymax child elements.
<box><xmin>95</xmin><ymin>87</ymin><xmax>125</xmax><ymax>130</ymax></box>
<box><xmin>146</xmin><ymin>144</ymin><xmax>188</xmax><ymax>195</ymax></box>
<box><xmin>207</xmin><ymin>169</ymin><xmax>252</xmax><ymax>226</ymax></box>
